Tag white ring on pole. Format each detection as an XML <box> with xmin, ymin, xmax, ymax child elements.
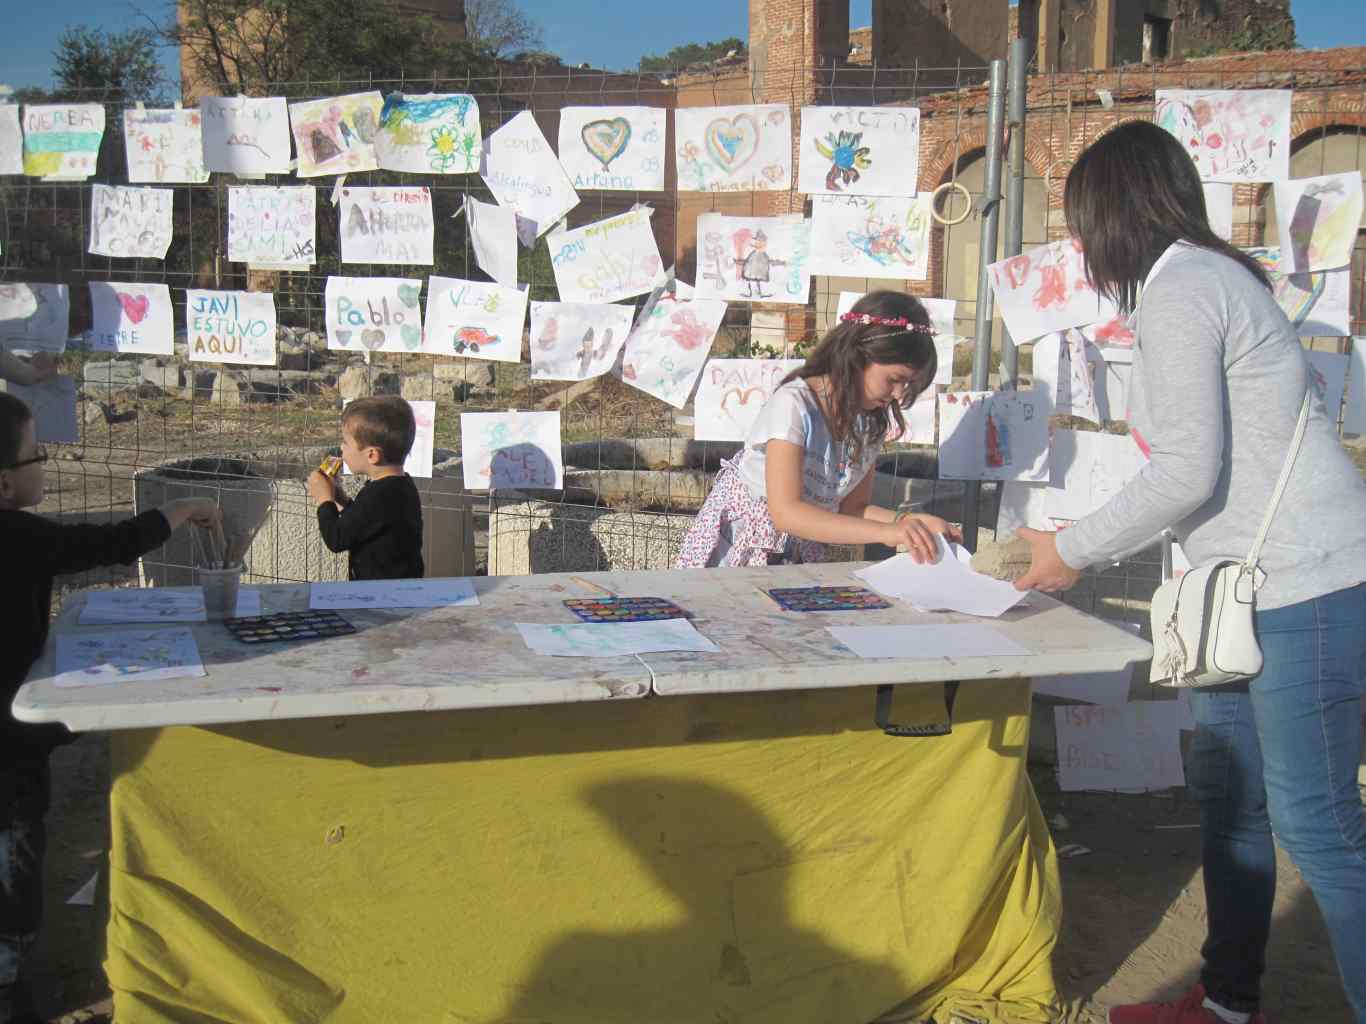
<box><xmin>929</xmin><ymin>180</ymin><xmax>973</xmax><ymax>226</ymax></box>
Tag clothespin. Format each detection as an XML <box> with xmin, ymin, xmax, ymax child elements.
<box><xmin>330</xmin><ymin>175</ymin><xmax>347</xmax><ymax>206</ymax></box>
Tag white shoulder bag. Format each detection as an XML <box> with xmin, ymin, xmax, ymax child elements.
<box><xmin>1148</xmin><ymin>389</ymin><xmax>1311</xmax><ymax>688</ymax></box>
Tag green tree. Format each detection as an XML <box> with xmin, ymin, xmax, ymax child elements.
<box><xmin>638</xmin><ymin>37</ymin><xmax>745</xmax><ymax>73</ymax></box>
<box><xmin>50</xmin><ymin>26</ymin><xmax>169</xmax><ymax>102</ymax></box>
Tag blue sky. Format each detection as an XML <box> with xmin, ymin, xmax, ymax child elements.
<box><xmin>0</xmin><ymin>0</ymin><xmax>1360</xmax><ymax>91</ymax></box>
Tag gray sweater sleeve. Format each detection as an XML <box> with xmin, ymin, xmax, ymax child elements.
<box><xmin>1054</xmin><ymin>265</ymin><xmax>1228</xmax><ymax>569</ymax></box>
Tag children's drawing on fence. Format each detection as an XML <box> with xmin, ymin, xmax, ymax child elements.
<box><xmin>87</xmin><ymin>282</ymin><xmax>173</xmax><ymax>355</ymax></box>
<box><xmin>200</xmin><ymin>96</ymin><xmax>291</xmax><ymax>175</ymax></box>
<box><xmin>528</xmin><ymin>301</ymin><xmax>634</xmax><ymax>381</ymax></box>
<box><xmin>692</xmin><ymin>358</ymin><xmax>805</xmax><ymax>442</ymax></box>
<box><xmin>618</xmin><ymin>281</ymin><xmax>726</xmax><ymax>408</ymax></box>
<box><xmin>22</xmin><ymin>104</ymin><xmax>105</xmax><ymax>180</ymax></box>
<box><xmin>1202</xmin><ymin>182</ymin><xmax>1234</xmax><ymax>241</ymax></box>
<box><xmin>989</xmin><ymin>239</ymin><xmax>1119</xmax><ymax>343</ymax></box>
<box><xmin>324</xmin><ymin>277</ymin><xmax>424</xmax><ymax>354</ymax></box>
<box><xmin>548</xmin><ymin>208</ymin><xmax>665</xmax><ymax>304</ymax></box>
<box><xmin>675</xmin><ymin>104</ymin><xmax>791</xmax><ymax>193</ymax></box>
<box><xmin>1304</xmin><ymin>350</ymin><xmax>1349</xmax><ymax>421</ymax></box>
<box><xmin>9</xmin><ymin>375</ymin><xmax>78</xmax><ymax>444</ymax></box>
<box><xmin>339</xmin><ymin>186</ymin><xmax>435</xmax><ymax>265</ymax></box>
<box><xmin>375</xmin><ymin>92</ymin><xmax>480</xmax><ymax>174</ymax></box>
<box><xmin>54</xmin><ymin>628</ymin><xmax>206</xmax><ymax>688</ymax></box>
<box><xmin>1077</xmin><ymin>310</ymin><xmax>1136</xmax><ymax>360</ymax></box>
<box><xmin>1044</xmin><ymin>429</ymin><xmax>1147</xmax><ymax>523</ymax></box>
<box><xmin>288</xmin><ymin>92</ymin><xmax>383</xmax><ymax>176</ymax></box>
<box><xmin>557</xmin><ymin>106</ymin><xmax>666</xmax><ymax>191</ymax></box>
<box><xmin>1273</xmin><ymin>171</ymin><xmax>1363</xmax><ymax>274</ymax></box>
<box><xmin>423</xmin><ymin>276</ymin><xmax>527</xmax><ymax>361</ymax></box>
<box><xmin>0</xmin><ymin>105</ymin><xmax>22</xmax><ymax>175</ymax></box>
<box><xmin>937</xmin><ymin>390</ymin><xmax>1049</xmax><ymax>481</ymax></box>
<box><xmin>0</xmin><ymin>283</ymin><xmax>69</xmax><ymax>352</ymax></box>
<box><xmin>123</xmin><ymin>108</ymin><xmax>209</xmax><ymax>183</ymax></box>
<box><xmin>463</xmin><ymin>195</ymin><xmax>518</xmax><ymax>288</ymax></box>
<box><xmin>482</xmin><ymin>111</ymin><xmax>580</xmax><ymax>237</ymax></box>
<box><xmin>1246</xmin><ymin>246</ymin><xmax>1352</xmax><ymax>337</ymax></box>
<box><xmin>1154</xmin><ymin>89</ymin><xmax>1291</xmax><ymax>183</ymax></box>
<box><xmin>808</xmin><ymin>194</ymin><xmax>931</xmax><ymax>280</ymax></box>
<box><xmin>227</xmin><ymin>186</ymin><xmax>316</xmax><ymax>268</ymax></box>
<box><xmin>1031</xmin><ymin>331</ymin><xmax>1107</xmax><ymax>425</ymax></box>
<box><xmin>798</xmin><ymin>106</ymin><xmax>921</xmax><ymax>196</ymax></box>
<box><xmin>186</xmin><ymin>290</ymin><xmax>277</xmax><ymax>366</ymax></box>
<box><xmin>88</xmin><ymin>185</ymin><xmax>174</xmax><ymax>260</ymax></box>
<box><xmin>459</xmin><ymin>411</ymin><xmax>564</xmax><ymax>491</ymax></box>
<box><xmin>407</xmin><ymin>400</ymin><xmax>436</xmax><ymax>478</ymax></box>
<box><xmin>694</xmin><ymin>214</ymin><xmax>812</xmax><ymax>305</ymax></box>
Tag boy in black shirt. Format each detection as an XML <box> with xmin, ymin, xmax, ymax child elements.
<box><xmin>307</xmin><ymin>396</ymin><xmax>424</xmax><ymax>581</ymax></box>
<box><xmin>0</xmin><ymin>393</ymin><xmax>220</xmax><ymax>1024</ymax></box>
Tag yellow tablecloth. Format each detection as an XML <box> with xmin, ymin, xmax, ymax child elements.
<box><xmin>105</xmin><ymin>679</ymin><xmax>1059</xmax><ymax>1023</ymax></box>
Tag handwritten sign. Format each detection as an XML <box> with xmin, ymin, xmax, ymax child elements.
<box><xmin>376</xmin><ymin>92</ymin><xmax>480</xmax><ymax>174</ymax></box>
<box><xmin>459</xmin><ymin>410</ymin><xmax>564</xmax><ymax>491</ymax></box>
<box><xmin>88</xmin><ymin>282</ymin><xmax>174</xmax><ymax>355</ymax></box>
<box><xmin>675</xmin><ymin>104</ymin><xmax>791</xmax><ymax>192</ymax></box>
<box><xmin>808</xmin><ymin>194</ymin><xmax>931</xmax><ymax>280</ymax></box>
<box><xmin>423</xmin><ymin>276</ymin><xmax>527</xmax><ymax>362</ymax></box>
<box><xmin>1</xmin><ymin>105</ymin><xmax>26</xmax><ymax>175</ymax></box>
<box><xmin>88</xmin><ymin>185</ymin><xmax>173</xmax><ymax>260</ymax></box>
<box><xmin>0</xmin><ymin>283</ymin><xmax>69</xmax><ymax>352</ymax></box>
<box><xmin>557</xmin><ymin>106</ymin><xmax>666</xmax><ymax>191</ymax></box>
<box><xmin>1055</xmin><ymin>702</ymin><xmax>1186</xmax><ymax>793</ymax></box>
<box><xmin>547</xmin><ymin>207</ymin><xmax>665</xmax><ymax>304</ymax></box>
<box><xmin>289</xmin><ymin>91</ymin><xmax>383</xmax><ymax>177</ymax></box>
<box><xmin>618</xmin><ymin>281</ymin><xmax>726</xmax><ymax>409</ymax></box>
<box><xmin>989</xmin><ymin>239</ymin><xmax>1119</xmax><ymax>344</ymax></box>
<box><xmin>938</xmin><ymin>390</ymin><xmax>1049</xmax><ymax>482</ymax></box>
<box><xmin>339</xmin><ymin>186</ymin><xmax>434</xmax><ymax>265</ymax></box>
<box><xmin>23</xmin><ymin>104</ymin><xmax>105</xmax><ymax>180</ymax></box>
<box><xmin>123</xmin><ymin>108</ymin><xmax>209</xmax><ymax>183</ymax></box>
<box><xmin>1155</xmin><ymin>89</ymin><xmax>1291</xmax><ymax>183</ymax></box>
<box><xmin>8</xmin><ymin>375</ymin><xmax>78</xmax><ymax>444</ymax></box>
<box><xmin>325</xmin><ymin>277</ymin><xmax>424</xmax><ymax>354</ymax></box>
<box><xmin>186</xmin><ymin>290</ymin><xmax>277</xmax><ymax>366</ymax></box>
<box><xmin>200</xmin><ymin>96</ymin><xmax>292</xmax><ymax>175</ymax></box>
<box><xmin>529</xmin><ymin>301</ymin><xmax>634</xmax><ymax>381</ymax></box>
<box><xmin>693</xmin><ymin>358</ymin><xmax>805</xmax><ymax>442</ymax></box>
<box><xmin>693</xmin><ymin>214</ymin><xmax>812</xmax><ymax>305</ymax></box>
<box><xmin>481</xmin><ymin>110</ymin><xmax>579</xmax><ymax>236</ymax></box>
<box><xmin>798</xmin><ymin>105</ymin><xmax>921</xmax><ymax>196</ymax></box>
<box><xmin>227</xmin><ymin>187</ymin><xmax>316</xmax><ymax>268</ymax></box>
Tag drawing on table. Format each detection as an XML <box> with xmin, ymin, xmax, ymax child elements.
<box><xmin>339</xmin><ymin>186</ymin><xmax>435</xmax><ymax>266</ymax></box>
<box><xmin>547</xmin><ymin>207</ymin><xmax>665</xmax><ymax>304</ymax></box>
<box><xmin>0</xmin><ymin>283</ymin><xmax>69</xmax><ymax>352</ymax></box>
<box><xmin>54</xmin><ymin>628</ymin><xmax>206</xmax><ymax>688</ymax></box>
<box><xmin>88</xmin><ymin>282</ymin><xmax>174</xmax><ymax>355</ymax></box>
<box><xmin>88</xmin><ymin>185</ymin><xmax>174</xmax><ymax>260</ymax></box>
<box><xmin>22</xmin><ymin>104</ymin><xmax>105</xmax><ymax>180</ymax></box>
<box><xmin>675</xmin><ymin>104</ymin><xmax>791</xmax><ymax>192</ymax></box>
<box><xmin>310</xmin><ymin>577</ymin><xmax>477</xmax><ymax>610</ymax></box>
<box><xmin>1274</xmin><ymin>171</ymin><xmax>1363</xmax><ymax>274</ymax></box>
<box><xmin>1154</xmin><ymin>89</ymin><xmax>1290</xmax><ymax>183</ymax></box>
<box><xmin>227</xmin><ymin>186</ymin><xmax>316</xmax><ymax>268</ymax></box>
<box><xmin>200</xmin><ymin>96</ymin><xmax>291</xmax><ymax>175</ymax></box>
<box><xmin>1245</xmin><ymin>246</ymin><xmax>1351</xmax><ymax>337</ymax></box>
<box><xmin>289</xmin><ymin>91</ymin><xmax>383</xmax><ymax>176</ymax></box>
<box><xmin>8</xmin><ymin>376</ymin><xmax>78</xmax><ymax>444</ymax></box>
<box><xmin>324</xmin><ymin>277</ymin><xmax>425</xmax><ymax>354</ymax></box>
<box><xmin>694</xmin><ymin>214</ymin><xmax>812</xmax><ymax>305</ymax></box>
<box><xmin>186</xmin><ymin>290</ymin><xmax>277</xmax><ymax>366</ymax></box>
<box><xmin>375</xmin><ymin>92</ymin><xmax>480</xmax><ymax>174</ymax></box>
<box><xmin>459</xmin><ymin>410</ymin><xmax>564</xmax><ymax>491</ymax></box>
<box><xmin>516</xmin><ymin>618</ymin><xmax>719</xmax><ymax>657</ymax></box>
<box><xmin>808</xmin><ymin>194</ymin><xmax>930</xmax><ymax>280</ymax></box>
<box><xmin>80</xmin><ymin>589</ymin><xmax>207</xmax><ymax>624</ymax></box>
<box><xmin>618</xmin><ymin>281</ymin><xmax>726</xmax><ymax>408</ymax></box>
<box><xmin>423</xmin><ymin>276</ymin><xmax>526</xmax><ymax>362</ymax></box>
<box><xmin>693</xmin><ymin>358</ymin><xmax>805</xmax><ymax>442</ymax></box>
<box><xmin>123</xmin><ymin>108</ymin><xmax>209</xmax><ymax>183</ymax></box>
<box><xmin>529</xmin><ymin>301</ymin><xmax>634</xmax><ymax>381</ymax></box>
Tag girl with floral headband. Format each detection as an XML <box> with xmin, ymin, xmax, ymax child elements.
<box><xmin>675</xmin><ymin>290</ymin><xmax>960</xmax><ymax>569</ymax></box>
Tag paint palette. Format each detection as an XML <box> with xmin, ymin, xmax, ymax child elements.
<box><xmin>563</xmin><ymin>598</ymin><xmax>691</xmax><ymax>623</ymax></box>
<box><xmin>225</xmin><ymin>610</ymin><xmax>357</xmax><ymax>644</ymax></box>
<box><xmin>766</xmin><ymin>586</ymin><xmax>891</xmax><ymax>613</ymax></box>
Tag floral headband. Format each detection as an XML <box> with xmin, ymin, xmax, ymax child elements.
<box><xmin>839</xmin><ymin>312</ymin><xmax>935</xmax><ymax>334</ymax></box>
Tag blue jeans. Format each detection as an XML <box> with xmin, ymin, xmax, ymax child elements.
<box><xmin>1189</xmin><ymin>582</ymin><xmax>1366</xmax><ymax>1020</ymax></box>
<box><xmin>0</xmin><ymin>756</ymin><xmax>48</xmax><ymax>1024</ymax></box>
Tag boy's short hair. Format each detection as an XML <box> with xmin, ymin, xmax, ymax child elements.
<box><xmin>0</xmin><ymin>392</ymin><xmax>33</xmax><ymax>468</ymax></box>
<box><xmin>342</xmin><ymin>397</ymin><xmax>416</xmax><ymax>467</ymax></box>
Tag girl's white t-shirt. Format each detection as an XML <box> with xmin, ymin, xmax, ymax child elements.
<box><xmin>733</xmin><ymin>379</ymin><xmax>881</xmax><ymax>511</ymax></box>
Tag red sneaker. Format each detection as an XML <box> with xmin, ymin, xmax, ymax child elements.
<box><xmin>1109</xmin><ymin>984</ymin><xmax>1266</xmax><ymax>1024</ymax></box>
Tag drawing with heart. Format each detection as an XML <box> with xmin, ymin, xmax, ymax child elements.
<box><xmin>117</xmin><ymin>292</ymin><xmax>150</xmax><ymax>324</ymax></box>
<box><xmin>581</xmin><ymin>118</ymin><xmax>631</xmax><ymax>171</ymax></box>
<box><xmin>360</xmin><ymin>328</ymin><xmax>387</xmax><ymax>350</ymax></box>
<box><xmin>705</xmin><ymin>115</ymin><xmax>760</xmax><ymax>174</ymax></box>
<box><xmin>397</xmin><ymin>284</ymin><xmax>421</xmax><ymax>308</ymax></box>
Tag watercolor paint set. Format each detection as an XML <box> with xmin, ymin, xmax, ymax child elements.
<box><xmin>563</xmin><ymin>597</ymin><xmax>691</xmax><ymax>623</ymax></box>
<box><xmin>225</xmin><ymin>610</ymin><xmax>357</xmax><ymax>644</ymax></box>
<box><xmin>765</xmin><ymin>586</ymin><xmax>891</xmax><ymax>613</ymax></box>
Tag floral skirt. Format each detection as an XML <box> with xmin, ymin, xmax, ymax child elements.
<box><xmin>674</xmin><ymin>462</ymin><xmax>826</xmax><ymax>568</ymax></box>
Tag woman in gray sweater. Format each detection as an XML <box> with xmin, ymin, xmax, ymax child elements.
<box><xmin>1015</xmin><ymin>121</ymin><xmax>1366</xmax><ymax>1024</ymax></box>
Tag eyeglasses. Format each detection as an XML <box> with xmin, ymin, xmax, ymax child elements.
<box><xmin>3</xmin><ymin>445</ymin><xmax>48</xmax><ymax>470</ymax></box>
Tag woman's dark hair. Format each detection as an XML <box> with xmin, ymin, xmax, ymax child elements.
<box><xmin>342</xmin><ymin>396</ymin><xmax>416</xmax><ymax>466</ymax></box>
<box><xmin>0</xmin><ymin>392</ymin><xmax>33</xmax><ymax>469</ymax></box>
<box><xmin>783</xmin><ymin>290</ymin><xmax>936</xmax><ymax>462</ymax></box>
<box><xmin>1064</xmin><ymin>119</ymin><xmax>1270</xmax><ymax>312</ymax></box>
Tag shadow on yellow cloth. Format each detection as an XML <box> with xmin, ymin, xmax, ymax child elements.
<box><xmin>105</xmin><ymin>679</ymin><xmax>1058</xmax><ymax>1023</ymax></box>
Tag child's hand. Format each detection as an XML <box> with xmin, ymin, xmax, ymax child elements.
<box><xmin>161</xmin><ymin>498</ymin><xmax>222</xmax><ymax>530</ymax></box>
<box><xmin>306</xmin><ymin>469</ymin><xmax>337</xmax><ymax>506</ymax></box>
<box><xmin>881</xmin><ymin>514</ymin><xmax>962</xmax><ymax>564</ymax></box>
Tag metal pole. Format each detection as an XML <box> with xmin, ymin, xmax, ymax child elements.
<box><xmin>1001</xmin><ymin>37</ymin><xmax>1029</xmax><ymax>387</ymax></box>
<box><xmin>962</xmin><ymin>58</ymin><xmax>1008</xmax><ymax>551</ymax></box>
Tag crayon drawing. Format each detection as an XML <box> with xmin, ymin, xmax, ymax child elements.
<box><xmin>23</xmin><ymin>104</ymin><xmax>105</xmax><ymax>180</ymax></box>
<box><xmin>325</xmin><ymin>277</ymin><xmax>424</xmax><ymax>354</ymax></box>
<box><xmin>693</xmin><ymin>358</ymin><xmax>805</xmax><ymax>442</ymax></box>
<box><xmin>8</xmin><ymin>375</ymin><xmax>78</xmax><ymax>444</ymax></box>
<box><xmin>289</xmin><ymin>91</ymin><xmax>383</xmax><ymax>177</ymax></box>
<box><xmin>808</xmin><ymin>194</ymin><xmax>931</xmax><ymax>280</ymax></box>
<box><xmin>54</xmin><ymin>628</ymin><xmax>206</xmax><ymax>688</ymax></box>
<box><xmin>1045</xmin><ymin>429</ymin><xmax>1147</xmax><ymax>521</ymax></box>
<box><xmin>339</xmin><ymin>186</ymin><xmax>435</xmax><ymax>266</ymax></box>
<box><xmin>460</xmin><ymin>410</ymin><xmax>564</xmax><ymax>491</ymax></box>
<box><xmin>186</xmin><ymin>290</ymin><xmax>278</xmax><ymax>366</ymax></box>
<box><xmin>0</xmin><ymin>105</ymin><xmax>21</xmax><ymax>175</ymax></box>
<box><xmin>798</xmin><ymin>106</ymin><xmax>921</xmax><ymax>196</ymax></box>
<box><xmin>694</xmin><ymin>214</ymin><xmax>812</xmax><ymax>305</ymax></box>
<box><xmin>0</xmin><ymin>283</ymin><xmax>70</xmax><ymax>352</ymax></box>
<box><xmin>1273</xmin><ymin>171</ymin><xmax>1363</xmax><ymax>274</ymax></box>
<box><xmin>88</xmin><ymin>185</ymin><xmax>174</xmax><ymax>260</ymax></box>
<box><xmin>529</xmin><ymin>301</ymin><xmax>634</xmax><ymax>381</ymax></box>
<box><xmin>227</xmin><ymin>187</ymin><xmax>316</xmax><ymax>268</ymax></box>
<box><xmin>482</xmin><ymin>111</ymin><xmax>580</xmax><ymax>236</ymax></box>
<box><xmin>618</xmin><ymin>281</ymin><xmax>727</xmax><ymax>408</ymax></box>
<box><xmin>423</xmin><ymin>276</ymin><xmax>527</xmax><ymax>362</ymax></box>
<box><xmin>88</xmin><ymin>282</ymin><xmax>174</xmax><ymax>355</ymax></box>
<box><xmin>557</xmin><ymin>106</ymin><xmax>667</xmax><ymax>191</ymax></box>
<box><xmin>1031</xmin><ymin>330</ymin><xmax>1107</xmax><ymax>425</ymax></box>
<box><xmin>988</xmin><ymin>239</ymin><xmax>1120</xmax><ymax>343</ymax></box>
<box><xmin>1154</xmin><ymin>89</ymin><xmax>1291</xmax><ymax>183</ymax></box>
<box><xmin>547</xmin><ymin>208</ymin><xmax>665</xmax><ymax>304</ymax></box>
<box><xmin>123</xmin><ymin>108</ymin><xmax>209</xmax><ymax>183</ymax></box>
<box><xmin>1246</xmin><ymin>246</ymin><xmax>1351</xmax><ymax>337</ymax></box>
<box><xmin>375</xmin><ymin>92</ymin><xmax>480</xmax><ymax>174</ymax></box>
<box><xmin>675</xmin><ymin>104</ymin><xmax>792</xmax><ymax>193</ymax></box>
<box><xmin>937</xmin><ymin>390</ymin><xmax>1049</xmax><ymax>481</ymax></box>
<box><xmin>200</xmin><ymin>96</ymin><xmax>292</xmax><ymax>175</ymax></box>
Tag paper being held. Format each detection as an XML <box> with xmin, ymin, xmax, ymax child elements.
<box><xmin>854</xmin><ymin>537</ymin><xmax>1029</xmax><ymax>617</ymax></box>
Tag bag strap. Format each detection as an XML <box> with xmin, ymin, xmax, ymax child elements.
<box><xmin>1244</xmin><ymin>388</ymin><xmax>1312</xmax><ymax>575</ymax></box>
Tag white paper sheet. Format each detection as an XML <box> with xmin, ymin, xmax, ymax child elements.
<box><xmin>547</xmin><ymin>207</ymin><xmax>665</xmax><ymax>304</ymax></box>
<box><xmin>8</xmin><ymin>376</ymin><xmax>78</xmax><ymax>444</ymax></box>
<box><xmin>87</xmin><ymin>282</ymin><xmax>174</xmax><ymax>355</ymax></box>
<box><xmin>227</xmin><ymin>186</ymin><xmax>316</xmax><ymax>268</ymax></box>
<box><xmin>887</xmin><ymin>384</ymin><xmax>936</xmax><ymax>445</ymax></box>
<box><xmin>465</xmin><ymin>195</ymin><xmax>519</xmax><ymax>288</ymax></box>
<box><xmin>1274</xmin><ymin>171</ymin><xmax>1364</xmax><ymax>274</ymax></box>
<box><xmin>460</xmin><ymin>410</ymin><xmax>563</xmax><ymax>491</ymax></box>
<box><xmin>854</xmin><ymin>538</ymin><xmax>1029</xmax><ymax>617</ymax></box>
<box><xmin>54</xmin><ymin>628</ymin><xmax>206</xmax><ymax>688</ymax></box>
<box><xmin>0</xmin><ymin>105</ymin><xmax>22</xmax><ymax>175</ymax></box>
<box><xmin>618</xmin><ymin>281</ymin><xmax>726</xmax><ymax>409</ymax></box>
<box><xmin>529</xmin><ymin>301</ymin><xmax>634</xmax><ymax>381</ymax></box>
<box><xmin>186</xmin><ymin>290</ymin><xmax>277</xmax><ymax>366</ymax></box>
<box><xmin>200</xmin><ymin>96</ymin><xmax>292</xmax><ymax>175</ymax></box>
<box><xmin>1155</xmin><ymin>89</ymin><xmax>1291</xmax><ymax>183</ymax></box>
<box><xmin>1033</xmin><ymin>623</ymin><xmax>1141</xmax><ymax>703</ymax></box>
<box><xmin>557</xmin><ymin>106</ymin><xmax>667</xmax><ymax>191</ymax></box>
<box><xmin>692</xmin><ymin>358</ymin><xmax>805</xmax><ymax>442</ymax></box>
<box><xmin>423</xmin><ymin>276</ymin><xmax>526</xmax><ymax>361</ymax></box>
<box><xmin>234</xmin><ymin>588</ymin><xmax>263</xmax><ymax>617</ymax></box>
<box><xmin>675</xmin><ymin>104</ymin><xmax>792</xmax><ymax>193</ymax></box>
<box><xmin>693</xmin><ymin>214</ymin><xmax>812</xmax><ymax>305</ymax></box>
<box><xmin>798</xmin><ymin>105</ymin><xmax>921</xmax><ymax>196</ymax></box>
<box><xmin>309</xmin><ymin>577</ymin><xmax>478</xmax><ymax>610</ymax></box>
<box><xmin>0</xmin><ymin>283</ymin><xmax>69</xmax><ymax>352</ymax></box>
<box><xmin>517</xmin><ymin>618</ymin><xmax>719</xmax><ymax>657</ymax></box>
<box><xmin>1346</xmin><ymin>338</ymin><xmax>1366</xmax><ymax>435</ymax></box>
<box><xmin>938</xmin><ymin>390</ymin><xmax>1050</xmax><ymax>482</ymax></box>
<box><xmin>1305</xmin><ymin>349</ymin><xmax>1350</xmax><ymax>422</ymax></box>
<box><xmin>405</xmin><ymin>400</ymin><xmax>436</xmax><ymax>478</ymax></box>
<box><xmin>807</xmin><ymin>194</ymin><xmax>931</xmax><ymax>280</ymax></box>
<box><xmin>288</xmin><ymin>91</ymin><xmax>383</xmax><ymax>177</ymax></box>
<box><xmin>66</xmin><ymin>871</ymin><xmax>99</xmax><ymax>906</ymax></box>
<box><xmin>22</xmin><ymin>104</ymin><xmax>105</xmax><ymax>180</ymax></box>
<box><xmin>324</xmin><ymin>277</ymin><xmax>425</xmax><ymax>354</ymax></box>
<box><xmin>1246</xmin><ymin>246</ymin><xmax>1351</xmax><ymax>337</ymax></box>
<box><xmin>1031</xmin><ymin>330</ymin><xmax>1106</xmax><ymax>424</ymax></box>
<box><xmin>338</xmin><ymin>186</ymin><xmax>434</xmax><ymax>265</ymax></box>
<box><xmin>124</xmin><ymin>108</ymin><xmax>210</xmax><ymax>183</ymax></box>
<box><xmin>828</xmin><ymin>623</ymin><xmax>1029</xmax><ymax>660</ymax></box>
<box><xmin>1045</xmin><ymin>429</ymin><xmax>1147</xmax><ymax>522</ymax></box>
<box><xmin>81</xmin><ymin>588</ymin><xmax>208</xmax><ymax>624</ymax></box>
<box><xmin>88</xmin><ymin>185</ymin><xmax>173</xmax><ymax>260</ymax></box>
<box><xmin>375</xmin><ymin>92</ymin><xmax>480</xmax><ymax>174</ymax></box>
<box><xmin>1202</xmin><ymin>182</ymin><xmax>1234</xmax><ymax>241</ymax></box>
<box><xmin>481</xmin><ymin>111</ymin><xmax>579</xmax><ymax>235</ymax></box>
<box><xmin>1055</xmin><ymin>702</ymin><xmax>1186</xmax><ymax>793</ymax></box>
<box><xmin>989</xmin><ymin>240</ymin><xmax>1120</xmax><ymax>344</ymax></box>
<box><xmin>995</xmin><ymin>481</ymin><xmax>1056</xmax><ymax>538</ymax></box>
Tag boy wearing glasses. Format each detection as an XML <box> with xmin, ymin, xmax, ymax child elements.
<box><xmin>0</xmin><ymin>393</ymin><xmax>221</xmax><ymax>1024</ymax></box>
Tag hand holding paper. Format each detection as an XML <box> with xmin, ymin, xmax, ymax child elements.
<box><xmin>855</xmin><ymin>536</ymin><xmax>1028</xmax><ymax>617</ymax></box>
